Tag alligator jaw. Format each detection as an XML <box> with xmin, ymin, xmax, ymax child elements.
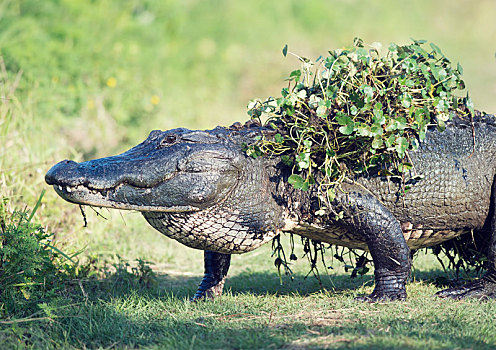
<box><xmin>51</xmin><ymin>183</ymin><xmax>200</xmax><ymax>212</ymax></box>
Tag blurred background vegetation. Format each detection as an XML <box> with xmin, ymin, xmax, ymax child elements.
<box><xmin>1</xmin><ymin>0</ymin><xmax>496</xmax><ymax>292</ymax></box>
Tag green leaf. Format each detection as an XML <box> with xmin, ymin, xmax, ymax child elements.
<box><xmin>296</xmin><ymin>89</ymin><xmax>307</xmax><ymax>99</ymax></box>
<box><xmin>360</xmin><ymin>84</ymin><xmax>375</xmax><ymax>103</ymax></box>
<box><xmin>281</xmin><ymin>155</ymin><xmax>293</xmax><ymax>166</ymax></box>
<box><xmin>371</xmin><ymin>136</ymin><xmax>384</xmax><ymax>149</ymax></box>
<box><xmin>288</xmin><ymin>174</ymin><xmax>310</xmax><ymax>191</ymax></box>
<box><xmin>400</xmin><ymin>93</ymin><xmax>412</xmax><ymax>108</ymax></box>
<box><xmin>282</xmin><ymin>44</ymin><xmax>288</xmax><ymax>57</ymax></box>
<box><xmin>419</xmin><ymin>129</ymin><xmax>427</xmax><ymax>141</ymax></box>
<box><xmin>303</xmin><ymin>139</ymin><xmax>312</xmax><ymax>149</ymax></box>
<box><xmin>287</xmin><ymin>69</ymin><xmax>302</xmax><ymax>82</ymax></box>
<box><xmin>288</xmin><ymin>174</ymin><xmax>304</xmax><ymax>187</ymax></box>
<box><xmin>370</xmin><ymin>125</ymin><xmax>383</xmax><ymax>136</ymax></box>
<box><xmin>274</xmin><ymin>133</ymin><xmax>284</xmax><ymax>143</ymax></box>
<box><xmin>336</xmin><ymin>113</ymin><xmax>353</xmax><ymax>126</ymax></box>
<box><xmin>300</xmin><ymin>181</ymin><xmax>310</xmax><ymax>191</ymax></box>
<box><xmin>356</xmin><ymin>125</ymin><xmax>371</xmax><ymax>137</ymax></box>
<box><xmin>429</xmin><ymin>64</ymin><xmax>440</xmax><ymax>80</ymax></box>
<box><xmin>353</xmin><ymin>37</ymin><xmax>364</xmax><ymax>47</ymax></box>
<box><xmin>430</xmin><ymin>42</ymin><xmax>443</xmax><ymax>56</ymax></box>
<box><xmin>327</xmin><ymin>188</ymin><xmax>336</xmax><ymax>202</ymax></box>
<box><xmin>419</xmin><ymin>63</ymin><xmax>430</xmax><ymax>79</ymax></box>
<box><xmin>385</xmin><ymin>134</ymin><xmax>396</xmax><ymax>148</ymax></box>
<box><xmin>316</xmin><ymin>105</ymin><xmax>327</xmax><ymax>117</ymax></box>
<box><xmin>395</xmin><ymin>136</ymin><xmax>409</xmax><ymax>157</ymax></box>
<box><xmin>350</xmin><ymin>92</ymin><xmax>364</xmax><ymax>108</ymax></box>
<box><xmin>437</xmin><ymin>67</ymin><xmax>447</xmax><ymax>80</ymax></box>
<box><xmin>437</xmin><ymin>119</ymin><xmax>446</xmax><ymax>132</ymax></box>
<box><xmin>373</xmin><ymin>112</ymin><xmax>385</xmax><ymax>126</ymax></box>
<box><xmin>410</xmin><ymin>138</ymin><xmax>419</xmax><ymax>151</ymax></box>
<box><xmin>434</xmin><ymin>97</ymin><xmax>447</xmax><ymax>112</ymax></box>
<box><xmin>356</xmin><ymin>47</ymin><xmax>369</xmax><ymax>63</ymax></box>
<box><xmin>411</xmin><ymin>44</ymin><xmax>428</xmax><ymax>58</ymax></box>
<box><xmin>339</xmin><ymin>124</ymin><xmax>354</xmax><ymax>135</ymax></box>
<box><xmin>402</xmin><ymin>58</ymin><xmax>417</xmax><ymax>73</ymax></box>
<box><xmin>411</xmin><ymin>38</ymin><xmax>427</xmax><ymax>45</ymax></box>
<box><xmin>387</xmin><ymin>117</ymin><xmax>407</xmax><ymax>131</ymax></box>
<box><xmin>398</xmin><ymin>162</ymin><xmax>412</xmax><ymax>173</ymax></box>
<box><xmin>326</xmin><ymin>85</ymin><xmax>338</xmax><ymax>99</ymax></box>
<box><xmin>296</xmin><ymin>152</ymin><xmax>310</xmax><ymax>170</ymax></box>
<box><xmin>466</xmin><ymin>93</ymin><xmax>474</xmax><ymax>114</ymax></box>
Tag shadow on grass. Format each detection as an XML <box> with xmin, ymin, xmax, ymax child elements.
<box><xmin>154</xmin><ymin>267</ymin><xmax>465</xmax><ymax>300</ymax></box>
<box><xmin>95</xmin><ymin>266</ymin><xmax>469</xmax><ymax>301</ymax></box>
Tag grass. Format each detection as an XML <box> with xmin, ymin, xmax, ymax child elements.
<box><xmin>1</xmin><ymin>243</ymin><xmax>496</xmax><ymax>349</ymax></box>
<box><xmin>1</xmin><ymin>0</ymin><xmax>496</xmax><ymax>348</ymax></box>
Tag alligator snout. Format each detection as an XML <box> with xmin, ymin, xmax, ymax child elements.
<box><xmin>45</xmin><ymin>160</ymin><xmax>80</xmax><ymax>186</ymax></box>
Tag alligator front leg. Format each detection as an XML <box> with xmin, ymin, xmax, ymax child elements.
<box><xmin>339</xmin><ymin>190</ymin><xmax>411</xmax><ymax>302</ymax></box>
<box><xmin>191</xmin><ymin>250</ymin><xmax>231</xmax><ymax>301</ymax></box>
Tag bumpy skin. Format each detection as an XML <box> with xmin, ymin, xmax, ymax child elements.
<box><xmin>45</xmin><ymin>113</ymin><xmax>496</xmax><ymax>301</ymax></box>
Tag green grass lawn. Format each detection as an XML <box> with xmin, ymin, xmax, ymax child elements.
<box><xmin>2</xmin><ymin>0</ymin><xmax>496</xmax><ymax>348</ymax></box>
<box><xmin>2</xmin><ymin>235</ymin><xmax>496</xmax><ymax>349</ymax></box>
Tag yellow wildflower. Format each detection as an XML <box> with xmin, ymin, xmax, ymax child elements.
<box><xmin>150</xmin><ymin>95</ymin><xmax>160</xmax><ymax>105</ymax></box>
<box><xmin>106</xmin><ymin>77</ymin><xmax>117</xmax><ymax>88</ymax></box>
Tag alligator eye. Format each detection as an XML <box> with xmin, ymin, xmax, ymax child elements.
<box><xmin>159</xmin><ymin>134</ymin><xmax>178</xmax><ymax>148</ymax></box>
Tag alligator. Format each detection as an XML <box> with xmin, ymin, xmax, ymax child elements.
<box><xmin>45</xmin><ymin>113</ymin><xmax>496</xmax><ymax>301</ymax></box>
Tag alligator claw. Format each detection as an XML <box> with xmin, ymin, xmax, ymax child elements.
<box><xmin>436</xmin><ymin>275</ymin><xmax>496</xmax><ymax>300</ymax></box>
<box><xmin>355</xmin><ymin>269</ymin><xmax>408</xmax><ymax>302</ymax></box>
<box><xmin>190</xmin><ymin>277</ymin><xmax>226</xmax><ymax>302</ymax></box>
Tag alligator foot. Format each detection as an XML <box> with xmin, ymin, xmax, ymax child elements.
<box><xmin>355</xmin><ymin>270</ymin><xmax>407</xmax><ymax>302</ymax></box>
<box><xmin>436</xmin><ymin>272</ymin><xmax>496</xmax><ymax>300</ymax></box>
<box><xmin>191</xmin><ymin>251</ymin><xmax>231</xmax><ymax>302</ymax></box>
<box><xmin>191</xmin><ymin>275</ymin><xmax>227</xmax><ymax>301</ymax></box>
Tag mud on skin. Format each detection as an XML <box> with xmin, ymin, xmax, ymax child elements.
<box><xmin>46</xmin><ymin>113</ymin><xmax>496</xmax><ymax>301</ymax></box>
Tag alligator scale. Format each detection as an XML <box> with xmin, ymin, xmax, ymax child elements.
<box><xmin>46</xmin><ymin>113</ymin><xmax>496</xmax><ymax>301</ymax></box>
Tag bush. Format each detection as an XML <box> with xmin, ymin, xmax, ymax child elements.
<box><xmin>0</xmin><ymin>191</ymin><xmax>82</xmax><ymax>317</ymax></box>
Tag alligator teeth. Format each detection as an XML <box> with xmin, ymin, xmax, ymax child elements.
<box><xmin>58</xmin><ymin>185</ymin><xmax>63</xmax><ymax>191</ymax></box>
<box><xmin>66</xmin><ymin>186</ymin><xmax>72</xmax><ymax>193</ymax></box>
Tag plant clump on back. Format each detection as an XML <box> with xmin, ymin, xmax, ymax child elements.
<box><xmin>246</xmin><ymin>38</ymin><xmax>481</xmax><ymax>281</ymax></box>
<box><xmin>247</xmin><ymin>38</ymin><xmax>473</xmax><ymax>213</ymax></box>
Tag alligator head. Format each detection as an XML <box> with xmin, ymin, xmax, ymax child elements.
<box><xmin>46</xmin><ymin>125</ymin><xmax>286</xmax><ymax>253</ymax></box>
